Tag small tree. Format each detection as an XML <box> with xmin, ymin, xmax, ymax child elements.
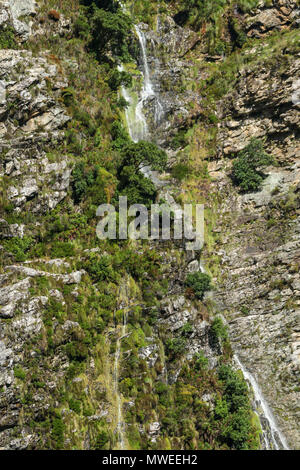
<box><xmin>185</xmin><ymin>272</ymin><xmax>212</xmax><ymax>300</ymax></box>
<box><xmin>89</xmin><ymin>6</ymin><xmax>132</xmax><ymax>61</ymax></box>
<box><xmin>231</xmin><ymin>138</ymin><xmax>274</xmax><ymax>193</ymax></box>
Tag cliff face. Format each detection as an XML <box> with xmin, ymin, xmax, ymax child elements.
<box><xmin>213</xmin><ymin>56</ymin><xmax>300</xmax><ymax>447</ymax></box>
<box><xmin>141</xmin><ymin>1</ymin><xmax>300</xmax><ymax>448</ymax></box>
<box><xmin>0</xmin><ymin>0</ymin><xmax>299</xmax><ymax>450</ymax></box>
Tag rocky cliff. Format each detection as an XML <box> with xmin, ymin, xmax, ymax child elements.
<box><xmin>0</xmin><ymin>0</ymin><xmax>299</xmax><ymax>451</ymax></box>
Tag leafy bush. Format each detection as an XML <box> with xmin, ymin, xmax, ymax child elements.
<box><xmin>72</xmin><ymin>163</ymin><xmax>117</xmax><ymax>205</ymax></box>
<box><xmin>210</xmin><ymin>317</ymin><xmax>228</xmax><ymax>342</ymax></box>
<box><xmin>120</xmin><ymin>141</ymin><xmax>168</xmax><ymax>172</ymax></box>
<box><xmin>194</xmin><ymin>352</ymin><xmax>208</xmax><ymax>370</ymax></box>
<box><xmin>51</xmin><ymin>416</ymin><xmax>65</xmax><ymax>449</ymax></box>
<box><xmin>231</xmin><ymin>139</ymin><xmax>274</xmax><ymax>192</ymax></box>
<box><xmin>51</xmin><ymin>241</ymin><xmax>75</xmax><ymax>258</ymax></box>
<box><xmin>0</xmin><ymin>26</ymin><xmax>17</xmax><ymax>49</ymax></box>
<box><xmin>74</xmin><ymin>14</ymin><xmax>90</xmax><ymax>39</ymax></box>
<box><xmin>117</xmin><ymin>141</ymin><xmax>167</xmax><ymax>206</ymax></box>
<box><xmin>68</xmin><ymin>398</ymin><xmax>81</xmax><ymax>414</ymax></box>
<box><xmin>14</xmin><ymin>366</ymin><xmax>26</xmax><ymax>380</ymax></box>
<box><xmin>83</xmin><ymin>254</ymin><xmax>119</xmax><ymax>283</ymax></box>
<box><xmin>119</xmin><ymin>167</ymin><xmax>157</xmax><ymax>207</ymax></box>
<box><xmin>237</xmin><ymin>0</ymin><xmax>259</xmax><ymax>13</ymax></box>
<box><xmin>3</xmin><ymin>236</ymin><xmax>33</xmax><ymax>262</ymax></box>
<box><xmin>94</xmin><ymin>430</ymin><xmax>109</xmax><ymax>449</ymax></box>
<box><xmin>170</xmin><ymin>129</ymin><xmax>188</xmax><ymax>150</ymax></box>
<box><xmin>111</xmin><ymin>121</ymin><xmax>131</xmax><ymax>151</ymax></box>
<box><xmin>229</xmin><ymin>17</ymin><xmax>247</xmax><ymax>48</ymax></box>
<box><xmin>65</xmin><ymin>341</ymin><xmax>88</xmax><ymax>361</ymax></box>
<box><xmin>171</xmin><ymin>163</ymin><xmax>190</xmax><ymax>181</ymax></box>
<box><xmin>218</xmin><ymin>365</ymin><xmax>249</xmax><ymax>413</ymax></box>
<box><xmin>185</xmin><ymin>272</ymin><xmax>212</xmax><ymax>300</ymax></box>
<box><xmin>108</xmin><ymin>69</ymin><xmax>132</xmax><ymax>91</ymax></box>
<box><xmin>217</xmin><ymin>364</ymin><xmax>256</xmax><ymax>449</ymax></box>
<box><xmin>88</xmin><ymin>5</ymin><xmax>132</xmax><ymax>61</ymax></box>
<box><xmin>166</xmin><ymin>336</ymin><xmax>187</xmax><ymax>358</ymax></box>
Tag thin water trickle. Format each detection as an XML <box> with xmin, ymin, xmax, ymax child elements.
<box><xmin>234</xmin><ymin>356</ymin><xmax>289</xmax><ymax>450</ymax></box>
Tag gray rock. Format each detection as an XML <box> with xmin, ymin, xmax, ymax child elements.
<box><xmin>0</xmin><ymin>0</ymin><xmax>37</xmax><ymax>41</ymax></box>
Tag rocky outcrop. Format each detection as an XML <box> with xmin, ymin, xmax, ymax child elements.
<box><xmin>0</xmin><ymin>259</ymin><xmax>86</xmax><ymax>449</ymax></box>
<box><xmin>219</xmin><ymin>54</ymin><xmax>300</xmax><ymax>162</ymax></box>
<box><xmin>0</xmin><ymin>49</ymin><xmax>71</xmax><ymax>213</ymax></box>
<box><xmin>0</xmin><ymin>0</ymin><xmax>37</xmax><ymax>41</ymax></box>
<box><xmin>245</xmin><ymin>0</ymin><xmax>299</xmax><ymax>38</ymax></box>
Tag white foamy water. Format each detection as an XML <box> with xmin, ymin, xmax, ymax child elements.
<box><xmin>234</xmin><ymin>355</ymin><xmax>289</xmax><ymax>450</ymax></box>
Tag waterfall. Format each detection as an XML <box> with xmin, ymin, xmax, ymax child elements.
<box><xmin>119</xmin><ymin>22</ymin><xmax>164</xmax><ymax>142</ymax></box>
<box><xmin>119</xmin><ymin>64</ymin><xmax>148</xmax><ymax>143</ymax></box>
<box><xmin>113</xmin><ymin>311</ymin><xmax>127</xmax><ymax>450</ymax></box>
<box><xmin>234</xmin><ymin>356</ymin><xmax>289</xmax><ymax>450</ymax></box>
<box><xmin>134</xmin><ymin>25</ymin><xmax>164</xmax><ymax>126</ymax></box>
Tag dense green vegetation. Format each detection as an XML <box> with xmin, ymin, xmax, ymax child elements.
<box><xmin>231</xmin><ymin>139</ymin><xmax>274</xmax><ymax>192</ymax></box>
<box><xmin>0</xmin><ymin>26</ymin><xmax>17</xmax><ymax>49</ymax></box>
<box><xmin>185</xmin><ymin>272</ymin><xmax>212</xmax><ymax>300</ymax></box>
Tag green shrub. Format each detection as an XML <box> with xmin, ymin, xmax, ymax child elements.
<box><xmin>111</xmin><ymin>121</ymin><xmax>131</xmax><ymax>151</ymax></box>
<box><xmin>185</xmin><ymin>272</ymin><xmax>212</xmax><ymax>300</ymax></box>
<box><xmin>51</xmin><ymin>416</ymin><xmax>65</xmax><ymax>449</ymax></box>
<box><xmin>0</xmin><ymin>26</ymin><xmax>17</xmax><ymax>49</ymax></box>
<box><xmin>210</xmin><ymin>317</ymin><xmax>228</xmax><ymax>342</ymax></box>
<box><xmin>171</xmin><ymin>163</ymin><xmax>190</xmax><ymax>181</ymax></box>
<box><xmin>74</xmin><ymin>14</ymin><xmax>90</xmax><ymax>39</ymax></box>
<box><xmin>217</xmin><ymin>364</ymin><xmax>255</xmax><ymax>449</ymax></box>
<box><xmin>14</xmin><ymin>366</ymin><xmax>26</xmax><ymax>380</ymax></box>
<box><xmin>181</xmin><ymin>322</ymin><xmax>194</xmax><ymax>337</ymax></box>
<box><xmin>119</xmin><ymin>141</ymin><xmax>168</xmax><ymax>172</ymax></box>
<box><xmin>3</xmin><ymin>236</ymin><xmax>33</xmax><ymax>262</ymax></box>
<box><xmin>83</xmin><ymin>254</ymin><xmax>119</xmax><ymax>283</ymax></box>
<box><xmin>194</xmin><ymin>352</ymin><xmax>208</xmax><ymax>370</ymax></box>
<box><xmin>94</xmin><ymin>430</ymin><xmax>109</xmax><ymax>449</ymax></box>
<box><xmin>68</xmin><ymin>398</ymin><xmax>81</xmax><ymax>414</ymax></box>
<box><xmin>72</xmin><ymin>163</ymin><xmax>117</xmax><ymax>205</ymax></box>
<box><xmin>237</xmin><ymin>0</ymin><xmax>259</xmax><ymax>13</ymax></box>
<box><xmin>170</xmin><ymin>130</ymin><xmax>188</xmax><ymax>150</ymax></box>
<box><xmin>88</xmin><ymin>5</ymin><xmax>132</xmax><ymax>61</ymax></box>
<box><xmin>117</xmin><ymin>141</ymin><xmax>168</xmax><ymax>206</ymax></box>
<box><xmin>231</xmin><ymin>139</ymin><xmax>274</xmax><ymax>193</ymax></box>
<box><xmin>166</xmin><ymin>336</ymin><xmax>187</xmax><ymax>358</ymax></box>
<box><xmin>229</xmin><ymin>17</ymin><xmax>247</xmax><ymax>48</ymax></box>
<box><xmin>51</xmin><ymin>241</ymin><xmax>75</xmax><ymax>258</ymax></box>
<box><xmin>108</xmin><ymin>69</ymin><xmax>132</xmax><ymax>91</ymax></box>
<box><xmin>65</xmin><ymin>341</ymin><xmax>88</xmax><ymax>361</ymax></box>
<box><xmin>218</xmin><ymin>365</ymin><xmax>249</xmax><ymax>412</ymax></box>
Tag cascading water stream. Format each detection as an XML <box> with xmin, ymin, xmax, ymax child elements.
<box><xmin>119</xmin><ymin>18</ymin><xmax>164</xmax><ymax>142</ymax></box>
<box><xmin>134</xmin><ymin>25</ymin><xmax>164</xmax><ymax>127</ymax></box>
<box><xmin>234</xmin><ymin>356</ymin><xmax>289</xmax><ymax>450</ymax></box>
<box><xmin>118</xmin><ymin>64</ymin><xmax>148</xmax><ymax>143</ymax></box>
